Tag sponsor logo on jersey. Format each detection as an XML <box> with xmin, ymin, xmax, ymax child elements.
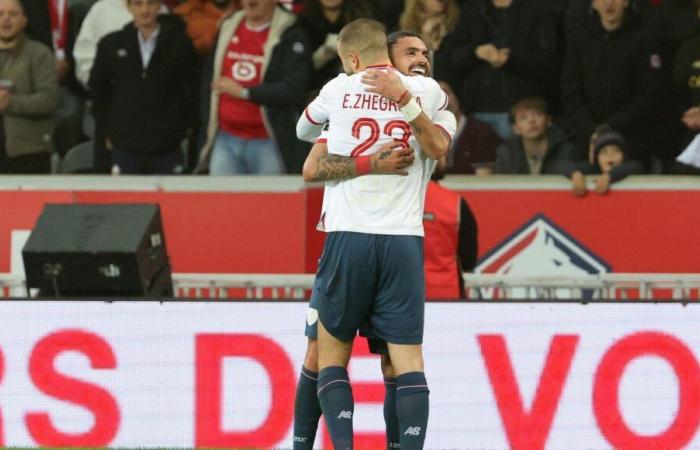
<box><xmin>475</xmin><ymin>213</ymin><xmax>610</xmax><ymax>299</ymax></box>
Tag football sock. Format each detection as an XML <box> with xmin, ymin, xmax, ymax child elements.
<box><xmin>293</xmin><ymin>366</ymin><xmax>321</xmax><ymax>450</ymax></box>
<box><xmin>317</xmin><ymin>366</ymin><xmax>354</xmax><ymax>450</ymax></box>
<box><xmin>396</xmin><ymin>371</ymin><xmax>430</xmax><ymax>450</ymax></box>
<box><xmin>384</xmin><ymin>377</ymin><xmax>400</xmax><ymax>449</ymax></box>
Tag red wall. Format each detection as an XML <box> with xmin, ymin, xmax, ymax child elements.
<box><xmin>3</xmin><ymin>183</ymin><xmax>699</xmax><ymax>274</ymax></box>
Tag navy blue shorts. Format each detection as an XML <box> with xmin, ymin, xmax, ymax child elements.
<box><xmin>304</xmin><ymin>231</ymin><xmax>425</xmax><ymax>345</ymax></box>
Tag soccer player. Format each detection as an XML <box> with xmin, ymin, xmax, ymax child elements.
<box><xmin>293</xmin><ymin>30</ymin><xmax>454</xmax><ymax>450</ymax></box>
<box><xmin>295</xmin><ymin>21</ymin><xmax>454</xmax><ymax>450</ymax></box>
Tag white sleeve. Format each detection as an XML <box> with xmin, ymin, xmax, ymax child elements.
<box><xmin>73</xmin><ymin>9</ymin><xmax>99</xmax><ymax>87</ymax></box>
<box><xmin>296</xmin><ymin>79</ymin><xmax>334</xmax><ymax>142</ymax></box>
<box><xmin>417</xmin><ymin>77</ymin><xmax>449</xmax><ymax>119</ymax></box>
<box><xmin>433</xmin><ymin>110</ymin><xmax>457</xmax><ymax>142</ymax></box>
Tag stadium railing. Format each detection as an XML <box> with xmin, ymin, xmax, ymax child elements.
<box><xmin>2</xmin><ymin>272</ymin><xmax>700</xmax><ymax>300</ymax></box>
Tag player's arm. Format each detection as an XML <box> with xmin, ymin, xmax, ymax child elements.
<box><xmin>362</xmin><ymin>71</ymin><xmax>451</xmax><ymax>160</ymax></box>
<box><xmin>296</xmin><ymin>80</ymin><xmax>335</xmax><ymax>142</ymax></box>
<box><xmin>296</xmin><ymin>107</ymin><xmax>326</xmax><ymax>142</ymax></box>
<box><xmin>303</xmin><ymin>140</ymin><xmax>415</xmax><ymax>182</ymax></box>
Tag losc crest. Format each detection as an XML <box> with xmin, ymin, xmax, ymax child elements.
<box><xmin>475</xmin><ymin>214</ymin><xmax>611</xmax><ymax>299</ymax></box>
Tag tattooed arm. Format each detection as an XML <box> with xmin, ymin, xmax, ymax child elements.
<box><xmin>303</xmin><ymin>141</ymin><xmax>415</xmax><ymax>182</ymax></box>
<box><xmin>362</xmin><ymin>70</ymin><xmax>451</xmax><ymax>160</ymax></box>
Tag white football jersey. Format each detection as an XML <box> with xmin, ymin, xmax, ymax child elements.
<box><xmin>298</xmin><ymin>65</ymin><xmax>456</xmax><ymax>236</ymax></box>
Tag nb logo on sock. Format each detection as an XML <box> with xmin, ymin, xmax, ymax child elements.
<box><xmin>337</xmin><ymin>410</ymin><xmax>353</xmax><ymax>419</ymax></box>
<box><xmin>293</xmin><ymin>436</ymin><xmax>308</xmax><ymax>443</ymax></box>
<box><xmin>404</xmin><ymin>426</ymin><xmax>421</xmax><ymax>436</ymax></box>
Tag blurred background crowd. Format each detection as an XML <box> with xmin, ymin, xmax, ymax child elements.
<box><xmin>2</xmin><ymin>0</ymin><xmax>700</xmax><ymax>181</ymax></box>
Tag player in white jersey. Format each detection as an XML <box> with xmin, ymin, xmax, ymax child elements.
<box><xmin>295</xmin><ymin>20</ymin><xmax>454</xmax><ymax>450</ymax></box>
<box><xmin>292</xmin><ymin>31</ymin><xmax>456</xmax><ymax>450</ymax></box>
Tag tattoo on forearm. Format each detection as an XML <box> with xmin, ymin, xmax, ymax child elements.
<box><xmin>411</xmin><ymin>122</ymin><xmax>424</xmax><ymax>136</ymax></box>
<box><xmin>313</xmin><ymin>154</ymin><xmax>356</xmax><ymax>181</ymax></box>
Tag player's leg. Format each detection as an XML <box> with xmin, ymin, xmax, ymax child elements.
<box><xmin>293</xmin><ymin>245</ymin><xmax>333</xmax><ymax>449</ymax></box>
<box><xmin>373</xmin><ymin>235</ymin><xmax>429</xmax><ymax>449</ymax></box>
<box><xmin>380</xmin><ymin>353</ymin><xmax>400</xmax><ymax>449</ymax></box>
<box><xmin>317</xmin><ymin>319</ymin><xmax>355</xmax><ymax>450</ymax></box>
<box><xmin>387</xmin><ymin>343</ymin><xmax>429</xmax><ymax>450</ymax></box>
<box><xmin>365</xmin><ymin>334</ymin><xmax>400</xmax><ymax>449</ymax></box>
<box><xmin>315</xmin><ymin>232</ymin><xmax>378</xmax><ymax>450</ymax></box>
<box><xmin>293</xmin><ymin>337</ymin><xmax>321</xmax><ymax>450</ymax></box>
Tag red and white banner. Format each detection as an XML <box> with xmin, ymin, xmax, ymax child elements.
<box><xmin>3</xmin><ymin>180</ymin><xmax>699</xmax><ymax>278</ymax></box>
<box><xmin>1</xmin><ymin>301</ymin><xmax>700</xmax><ymax>449</ymax></box>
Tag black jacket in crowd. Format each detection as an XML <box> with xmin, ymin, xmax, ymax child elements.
<box><xmin>435</xmin><ymin>0</ymin><xmax>560</xmax><ymax>114</ymax></box>
<box><xmin>561</xmin><ymin>11</ymin><xmax>663</xmax><ymax>160</ymax></box>
<box><xmin>673</xmin><ymin>33</ymin><xmax>700</xmax><ymax>149</ymax></box>
<box><xmin>89</xmin><ymin>15</ymin><xmax>198</xmax><ymax>156</ymax></box>
<box><xmin>495</xmin><ymin>124</ymin><xmax>575</xmax><ymax>175</ymax></box>
<box><xmin>674</xmin><ymin>34</ymin><xmax>700</xmax><ymax>110</ymax></box>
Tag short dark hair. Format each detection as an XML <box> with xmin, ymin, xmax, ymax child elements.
<box><xmin>510</xmin><ymin>96</ymin><xmax>549</xmax><ymax>122</ymax></box>
<box><xmin>387</xmin><ymin>30</ymin><xmax>427</xmax><ymax>53</ymax></box>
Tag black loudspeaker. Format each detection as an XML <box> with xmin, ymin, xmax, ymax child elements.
<box><xmin>22</xmin><ymin>204</ymin><xmax>173</xmax><ymax>298</ymax></box>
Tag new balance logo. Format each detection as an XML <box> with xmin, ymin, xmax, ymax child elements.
<box><xmin>337</xmin><ymin>410</ymin><xmax>352</xmax><ymax>419</ymax></box>
<box><xmin>404</xmin><ymin>426</ymin><xmax>421</xmax><ymax>436</ymax></box>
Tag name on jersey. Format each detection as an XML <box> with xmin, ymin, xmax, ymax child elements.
<box><xmin>342</xmin><ymin>93</ymin><xmax>422</xmax><ymax>112</ymax></box>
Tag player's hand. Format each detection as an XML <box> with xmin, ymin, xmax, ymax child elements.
<box><xmin>212</xmin><ymin>76</ymin><xmax>245</xmax><ymax>98</ymax></box>
<box><xmin>370</xmin><ymin>141</ymin><xmax>414</xmax><ymax>175</ymax></box>
<box><xmin>595</xmin><ymin>173</ymin><xmax>611</xmax><ymax>195</ymax></box>
<box><xmin>361</xmin><ymin>69</ymin><xmax>406</xmax><ymax>104</ymax></box>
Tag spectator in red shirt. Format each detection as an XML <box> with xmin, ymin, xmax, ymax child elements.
<box><xmin>196</xmin><ymin>0</ymin><xmax>312</xmax><ymax>174</ymax></box>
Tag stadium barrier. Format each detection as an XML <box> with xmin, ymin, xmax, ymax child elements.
<box><xmin>2</xmin><ymin>272</ymin><xmax>700</xmax><ymax>300</ymax></box>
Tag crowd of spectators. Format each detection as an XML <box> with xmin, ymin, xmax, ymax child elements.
<box><xmin>1</xmin><ymin>0</ymin><xmax>700</xmax><ymax>181</ymax></box>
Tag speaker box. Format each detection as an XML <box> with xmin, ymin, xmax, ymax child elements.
<box><xmin>23</xmin><ymin>204</ymin><xmax>173</xmax><ymax>298</ymax></box>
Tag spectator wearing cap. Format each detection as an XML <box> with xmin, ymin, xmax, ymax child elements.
<box><xmin>561</xmin><ymin>0</ymin><xmax>663</xmax><ymax>166</ymax></box>
<box><xmin>570</xmin><ymin>126</ymin><xmax>643</xmax><ymax>197</ymax></box>
<box><xmin>495</xmin><ymin>96</ymin><xmax>575</xmax><ymax>175</ymax></box>
<box><xmin>196</xmin><ymin>0</ymin><xmax>312</xmax><ymax>174</ymax></box>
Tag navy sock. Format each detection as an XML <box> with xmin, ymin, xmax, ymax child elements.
<box><xmin>293</xmin><ymin>366</ymin><xmax>321</xmax><ymax>450</ymax></box>
<box><xmin>384</xmin><ymin>377</ymin><xmax>400</xmax><ymax>449</ymax></box>
<box><xmin>317</xmin><ymin>366</ymin><xmax>354</xmax><ymax>450</ymax></box>
<box><xmin>396</xmin><ymin>372</ymin><xmax>429</xmax><ymax>450</ymax></box>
